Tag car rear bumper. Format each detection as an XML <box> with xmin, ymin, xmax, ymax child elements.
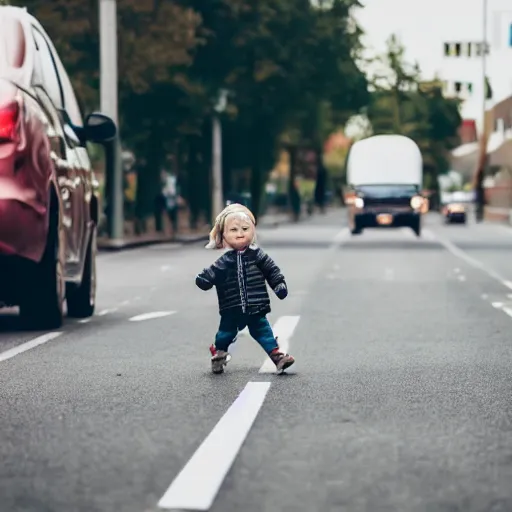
<box><xmin>446</xmin><ymin>212</ymin><xmax>466</xmax><ymax>222</ymax></box>
<box><xmin>0</xmin><ymin>198</ymin><xmax>47</xmax><ymax>262</ymax></box>
<box><xmin>355</xmin><ymin>210</ymin><xmax>419</xmax><ymax>228</ymax></box>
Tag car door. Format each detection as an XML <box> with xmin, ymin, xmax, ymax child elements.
<box><xmin>31</xmin><ymin>27</ymin><xmax>84</xmax><ymax>270</ymax></box>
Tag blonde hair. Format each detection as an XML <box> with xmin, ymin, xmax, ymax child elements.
<box><xmin>205</xmin><ymin>203</ymin><xmax>256</xmax><ymax>249</ymax></box>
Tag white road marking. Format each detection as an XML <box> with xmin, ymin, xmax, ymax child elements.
<box><xmin>426</xmin><ymin>229</ymin><xmax>512</xmax><ymax>291</ymax></box>
<box><xmin>331</xmin><ymin>227</ymin><xmax>350</xmax><ymax>248</ymax></box>
<box><xmin>458</xmin><ymin>275</ymin><xmax>466</xmax><ymax>282</ymax></box>
<box><xmin>259</xmin><ymin>315</ymin><xmax>300</xmax><ymax>373</ymax></box>
<box><xmin>120</xmin><ymin>300</ymin><xmax>130</xmax><ymax>306</ymax></box>
<box><xmin>492</xmin><ymin>302</ymin><xmax>503</xmax><ymax>308</ymax></box>
<box><xmin>508</xmin><ymin>294</ymin><xmax>512</xmax><ymax>299</ymax></box>
<box><xmin>0</xmin><ymin>332</ymin><xmax>62</xmax><ymax>363</ymax></box>
<box><xmin>98</xmin><ymin>308</ymin><xmax>116</xmax><ymax>316</ymax></box>
<box><xmin>503</xmin><ymin>307</ymin><xmax>512</xmax><ymax>318</ymax></box>
<box><xmin>78</xmin><ymin>318</ymin><xmax>91</xmax><ymax>324</ymax></box>
<box><xmin>157</xmin><ymin>381</ymin><xmax>271</xmax><ymax>510</ymax></box>
<box><xmin>384</xmin><ymin>268</ymin><xmax>394</xmax><ymax>281</ymax></box>
<box><xmin>128</xmin><ymin>311</ymin><xmax>176</xmax><ymax>322</ymax></box>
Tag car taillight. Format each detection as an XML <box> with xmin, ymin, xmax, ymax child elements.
<box><xmin>0</xmin><ymin>102</ymin><xmax>19</xmax><ymax>142</ymax></box>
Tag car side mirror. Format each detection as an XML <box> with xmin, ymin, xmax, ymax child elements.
<box><xmin>83</xmin><ymin>112</ymin><xmax>117</xmax><ymax>143</ymax></box>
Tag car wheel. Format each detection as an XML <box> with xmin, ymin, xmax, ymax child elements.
<box><xmin>67</xmin><ymin>228</ymin><xmax>96</xmax><ymax>318</ymax></box>
<box><xmin>412</xmin><ymin>218</ymin><xmax>421</xmax><ymax>237</ymax></box>
<box><xmin>19</xmin><ymin>213</ymin><xmax>65</xmax><ymax>330</ymax></box>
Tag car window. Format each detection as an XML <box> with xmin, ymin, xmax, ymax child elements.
<box><xmin>31</xmin><ymin>26</ymin><xmax>83</xmax><ymax>128</ymax></box>
<box><xmin>31</xmin><ymin>28</ymin><xmax>64</xmax><ymax>112</ymax></box>
<box><xmin>0</xmin><ymin>15</ymin><xmax>26</xmax><ymax>71</ymax></box>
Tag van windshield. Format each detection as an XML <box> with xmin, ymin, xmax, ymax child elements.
<box><xmin>356</xmin><ymin>184</ymin><xmax>419</xmax><ymax>198</ymax></box>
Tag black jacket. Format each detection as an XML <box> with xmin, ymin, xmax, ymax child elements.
<box><xmin>195</xmin><ymin>246</ymin><xmax>287</xmax><ymax>315</ymax></box>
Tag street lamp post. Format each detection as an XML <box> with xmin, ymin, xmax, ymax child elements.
<box><xmin>475</xmin><ymin>0</ymin><xmax>489</xmax><ymax>221</ymax></box>
<box><xmin>211</xmin><ymin>89</ymin><xmax>228</xmax><ymax>223</ymax></box>
<box><xmin>99</xmin><ymin>0</ymin><xmax>123</xmax><ymax>240</ymax></box>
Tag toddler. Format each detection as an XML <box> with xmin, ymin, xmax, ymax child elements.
<box><xmin>195</xmin><ymin>203</ymin><xmax>295</xmax><ymax>374</ymax></box>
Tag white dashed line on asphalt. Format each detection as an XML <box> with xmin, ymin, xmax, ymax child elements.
<box><xmin>128</xmin><ymin>311</ymin><xmax>176</xmax><ymax>322</ymax></box>
<box><xmin>157</xmin><ymin>381</ymin><xmax>271</xmax><ymax>510</ymax></box>
<box><xmin>458</xmin><ymin>275</ymin><xmax>466</xmax><ymax>282</ymax></box>
<box><xmin>428</xmin><ymin>230</ymin><xmax>512</xmax><ymax>291</ymax></box>
<box><xmin>98</xmin><ymin>308</ymin><xmax>116</xmax><ymax>316</ymax></box>
<box><xmin>503</xmin><ymin>307</ymin><xmax>512</xmax><ymax>318</ymax></box>
<box><xmin>0</xmin><ymin>332</ymin><xmax>63</xmax><ymax>363</ymax></box>
<box><xmin>259</xmin><ymin>315</ymin><xmax>300</xmax><ymax>373</ymax></box>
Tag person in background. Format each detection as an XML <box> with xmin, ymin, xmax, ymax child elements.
<box><xmin>160</xmin><ymin>169</ymin><xmax>184</xmax><ymax>236</ymax></box>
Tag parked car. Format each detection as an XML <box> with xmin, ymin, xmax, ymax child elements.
<box><xmin>0</xmin><ymin>7</ymin><xmax>116</xmax><ymax>329</ymax></box>
<box><xmin>441</xmin><ymin>202</ymin><xmax>468</xmax><ymax>224</ymax></box>
<box><xmin>441</xmin><ymin>191</ymin><xmax>470</xmax><ymax>224</ymax></box>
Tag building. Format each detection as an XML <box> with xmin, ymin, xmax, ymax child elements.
<box><xmin>446</xmin><ymin>2</ymin><xmax>512</xmax><ymax>193</ymax></box>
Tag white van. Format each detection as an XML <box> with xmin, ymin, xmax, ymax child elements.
<box><xmin>346</xmin><ymin>134</ymin><xmax>425</xmax><ymax>236</ymax></box>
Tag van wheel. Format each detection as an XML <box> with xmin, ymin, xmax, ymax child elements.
<box><xmin>351</xmin><ymin>222</ymin><xmax>362</xmax><ymax>235</ymax></box>
<box><xmin>20</xmin><ymin>213</ymin><xmax>65</xmax><ymax>330</ymax></box>
<box><xmin>67</xmin><ymin>228</ymin><xmax>96</xmax><ymax>318</ymax></box>
<box><xmin>412</xmin><ymin>218</ymin><xmax>421</xmax><ymax>237</ymax></box>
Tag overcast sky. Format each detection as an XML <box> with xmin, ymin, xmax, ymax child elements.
<box><xmin>353</xmin><ymin>0</ymin><xmax>489</xmax><ymax>80</ymax></box>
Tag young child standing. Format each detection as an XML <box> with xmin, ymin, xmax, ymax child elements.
<box><xmin>195</xmin><ymin>203</ymin><xmax>295</xmax><ymax>374</ymax></box>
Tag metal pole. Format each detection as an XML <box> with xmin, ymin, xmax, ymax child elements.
<box><xmin>211</xmin><ymin>114</ymin><xmax>223</xmax><ymax>222</ymax></box>
<box><xmin>475</xmin><ymin>0</ymin><xmax>488</xmax><ymax>221</ymax></box>
<box><xmin>99</xmin><ymin>0</ymin><xmax>123</xmax><ymax>240</ymax></box>
<box><xmin>482</xmin><ymin>0</ymin><xmax>487</xmax><ymax>129</ymax></box>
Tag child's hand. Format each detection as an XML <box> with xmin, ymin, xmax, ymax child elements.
<box><xmin>274</xmin><ymin>282</ymin><xmax>288</xmax><ymax>300</ymax></box>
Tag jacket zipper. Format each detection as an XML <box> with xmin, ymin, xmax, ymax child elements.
<box><xmin>236</xmin><ymin>251</ymin><xmax>247</xmax><ymax>313</ymax></box>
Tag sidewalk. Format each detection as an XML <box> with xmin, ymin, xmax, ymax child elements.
<box><xmin>97</xmin><ymin>210</ymin><xmax>295</xmax><ymax>251</ymax></box>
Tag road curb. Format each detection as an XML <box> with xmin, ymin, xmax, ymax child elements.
<box><xmin>97</xmin><ymin>211</ymin><xmax>317</xmax><ymax>252</ymax></box>
<box><xmin>97</xmin><ymin>234</ymin><xmax>209</xmax><ymax>252</ymax></box>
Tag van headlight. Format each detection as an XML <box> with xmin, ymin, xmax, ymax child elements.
<box><xmin>354</xmin><ymin>197</ymin><xmax>364</xmax><ymax>209</ymax></box>
<box><xmin>410</xmin><ymin>196</ymin><xmax>423</xmax><ymax>210</ymax></box>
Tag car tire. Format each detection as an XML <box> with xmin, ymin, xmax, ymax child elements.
<box><xmin>351</xmin><ymin>219</ymin><xmax>362</xmax><ymax>235</ymax></box>
<box><xmin>67</xmin><ymin>228</ymin><xmax>96</xmax><ymax>318</ymax></box>
<box><xmin>19</xmin><ymin>211</ymin><xmax>65</xmax><ymax>330</ymax></box>
<box><xmin>412</xmin><ymin>217</ymin><xmax>421</xmax><ymax>237</ymax></box>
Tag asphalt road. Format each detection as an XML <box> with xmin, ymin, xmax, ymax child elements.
<box><xmin>1</xmin><ymin>208</ymin><xmax>512</xmax><ymax>512</ymax></box>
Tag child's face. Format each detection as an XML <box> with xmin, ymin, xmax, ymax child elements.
<box><xmin>223</xmin><ymin>214</ymin><xmax>254</xmax><ymax>250</ymax></box>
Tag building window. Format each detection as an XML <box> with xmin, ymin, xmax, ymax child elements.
<box><xmin>468</xmin><ymin>82</ymin><xmax>473</xmax><ymax>93</ymax></box>
<box><xmin>455</xmin><ymin>82</ymin><xmax>462</xmax><ymax>93</ymax></box>
<box><xmin>509</xmin><ymin>23</ymin><xmax>512</xmax><ymax>46</ymax></box>
<box><xmin>444</xmin><ymin>42</ymin><xmax>450</xmax><ymax>56</ymax></box>
<box><xmin>455</xmin><ymin>42</ymin><xmax>461</xmax><ymax>56</ymax></box>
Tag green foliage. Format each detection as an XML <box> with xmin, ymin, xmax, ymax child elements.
<box><xmin>10</xmin><ymin>0</ymin><xmax>370</xmax><ymax>224</ymax></box>
<box><xmin>365</xmin><ymin>34</ymin><xmax>462</xmax><ymax>188</ymax></box>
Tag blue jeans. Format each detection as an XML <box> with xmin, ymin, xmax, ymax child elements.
<box><xmin>215</xmin><ymin>314</ymin><xmax>278</xmax><ymax>354</ymax></box>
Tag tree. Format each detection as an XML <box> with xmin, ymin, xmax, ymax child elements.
<box><xmin>365</xmin><ymin>34</ymin><xmax>462</xmax><ymax>197</ymax></box>
<box><xmin>13</xmin><ymin>0</ymin><xmax>370</xmax><ymax>228</ymax></box>
<box><xmin>11</xmin><ymin>0</ymin><xmax>204</xmax><ymax>227</ymax></box>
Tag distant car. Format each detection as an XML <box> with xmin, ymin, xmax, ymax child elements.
<box><xmin>0</xmin><ymin>7</ymin><xmax>116</xmax><ymax>329</ymax></box>
<box><xmin>442</xmin><ymin>202</ymin><xmax>467</xmax><ymax>224</ymax></box>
